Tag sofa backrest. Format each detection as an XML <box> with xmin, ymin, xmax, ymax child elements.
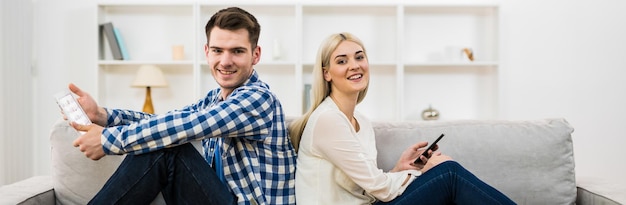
<box><xmin>50</xmin><ymin>118</ymin><xmax>575</xmax><ymax>204</ymax></box>
<box><xmin>373</xmin><ymin>118</ymin><xmax>576</xmax><ymax>204</ymax></box>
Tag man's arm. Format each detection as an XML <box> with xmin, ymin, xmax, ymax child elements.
<box><xmin>102</xmin><ymin>87</ymin><xmax>275</xmax><ymax>155</ymax></box>
<box><xmin>103</xmin><ymin>108</ymin><xmax>153</xmax><ymax>126</ymax></box>
<box><xmin>103</xmin><ymin>91</ymin><xmax>213</xmax><ymax>127</ymax></box>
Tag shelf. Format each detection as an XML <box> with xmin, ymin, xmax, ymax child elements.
<box><xmin>96</xmin><ymin>1</ymin><xmax>500</xmax><ymax>121</ymax></box>
<box><xmin>98</xmin><ymin>60</ymin><xmax>194</xmax><ymax>66</ymax></box>
<box><xmin>404</xmin><ymin>61</ymin><xmax>498</xmax><ymax>67</ymax></box>
<box><xmin>301</xmin><ymin>5</ymin><xmax>398</xmax><ymax>64</ymax></box>
<box><xmin>198</xmin><ymin>5</ymin><xmax>298</xmax><ymax>64</ymax></box>
<box><xmin>402</xmin><ymin>64</ymin><xmax>497</xmax><ymax>120</ymax></box>
<box><xmin>96</xmin><ymin>1</ymin><xmax>196</xmax><ymax>6</ymax></box>
<box><xmin>97</xmin><ymin>4</ymin><xmax>195</xmax><ymax>61</ymax></box>
<box><xmin>97</xmin><ymin>64</ymin><xmax>195</xmax><ymax>113</ymax></box>
<box><xmin>403</xmin><ymin>5</ymin><xmax>498</xmax><ymax>63</ymax></box>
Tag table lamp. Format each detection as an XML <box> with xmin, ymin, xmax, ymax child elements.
<box><xmin>131</xmin><ymin>65</ymin><xmax>168</xmax><ymax>114</ymax></box>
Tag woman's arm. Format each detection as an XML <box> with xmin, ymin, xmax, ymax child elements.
<box><xmin>311</xmin><ymin>111</ymin><xmax>420</xmax><ymax>202</ymax></box>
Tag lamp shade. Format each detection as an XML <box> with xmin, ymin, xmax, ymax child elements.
<box><xmin>131</xmin><ymin>65</ymin><xmax>168</xmax><ymax>87</ymax></box>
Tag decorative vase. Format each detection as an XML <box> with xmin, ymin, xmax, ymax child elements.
<box><xmin>421</xmin><ymin>105</ymin><xmax>440</xmax><ymax>120</ymax></box>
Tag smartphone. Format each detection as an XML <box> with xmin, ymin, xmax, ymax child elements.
<box><xmin>414</xmin><ymin>133</ymin><xmax>445</xmax><ymax>164</ymax></box>
<box><xmin>54</xmin><ymin>90</ymin><xmax>91</xmax><ymax>134</ymax></box>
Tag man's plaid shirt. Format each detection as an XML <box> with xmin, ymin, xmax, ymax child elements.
<box><xmin>99</xmin><ymin>70</ymin><xmax>296</xmax><ymax>205</ymax></box>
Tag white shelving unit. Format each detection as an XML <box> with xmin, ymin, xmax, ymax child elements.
<box><xmin>95</xmin><ymin>1</ymin><xmax>499</xmax><ymax>121</ymax></box>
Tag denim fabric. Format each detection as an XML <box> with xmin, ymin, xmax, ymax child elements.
<box><xmin>88</xmin><ymin>143</ymin><xmax>236</xmax><ymax>205</ymax></box>
<box><xmin>375</xmin><ymin>161</ymin><xmax>516</xmax><ymax>205</ymax></box>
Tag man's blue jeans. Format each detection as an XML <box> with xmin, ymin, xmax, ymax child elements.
<box><xmin>88</xmin><ymin>143</ymin><xmax>236</xmax><ymax>205</ymax></box>
<box><xmin>375</xmin><ymin>161</ymin><xmax>516</xmax><ymax>205</ymax></box>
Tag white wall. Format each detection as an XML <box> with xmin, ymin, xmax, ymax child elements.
<box><xmin>1</xmin><ymin>0</ymin><xmax>34</xmax><ymax>185</ymax></box>
<box><xmin>1</xmin><ymin>0</ymin><xmax>623</xmax><ymax>185</ymax></box>
<box><xmin>0</xmin><ymin>0</ymin><xmax>5</xmax><ymax>185</ymax></box>
<box><xmin>30</xmin><ymin>0</ymin><xmax>95</xmax><ymax>180</ymax></box>
<box><xmin>500</xmin><ymin>0</ymin><xmax>626</xmax><ymax>183</ymax></box>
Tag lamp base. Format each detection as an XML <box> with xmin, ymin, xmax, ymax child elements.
<box><xmin>142</xmin><ymin>87</ymin><xmax>154</xmax><ymax>114</ymax></box>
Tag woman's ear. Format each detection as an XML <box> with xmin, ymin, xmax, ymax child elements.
<box><xmin>323</xmin><ymin>68</ymin><xmax>331</xmax><ymax>82</ymax></box>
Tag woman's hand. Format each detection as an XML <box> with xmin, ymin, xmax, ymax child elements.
<box><xmin>390</xmin><ymin>142</ymin><xmax>428</xmax><ymax>172</ymax></box>
<box><xmin>420</xmin><ymin>153</ymin><xmax>453</xmax><ymax>173</ymax></box>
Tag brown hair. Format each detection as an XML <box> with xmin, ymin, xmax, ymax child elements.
<box><xmin>205</xmin><ymin>7</ymin><xmax>261</xmax><ymax>49</ymax></box>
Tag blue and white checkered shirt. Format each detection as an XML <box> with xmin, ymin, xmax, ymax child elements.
<box><xmin>100</xmin><ymin>70</ymin><xmax>296</xmax><ymax>205</ymax></box>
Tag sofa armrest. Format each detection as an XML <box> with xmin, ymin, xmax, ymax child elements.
<box><xmin>576</xmin><ymin>177</ymin><xmax>626</xmax><ymax>205</ymax></box>
<box><xmin>0</xmin><ymin>175</ymin><xmax>55</xmax><ymax>205</ymax></box>
<box><xmin>577</xmin><ymin>186</ymin><xmax>620</xmax><ymax>205</ymax></box>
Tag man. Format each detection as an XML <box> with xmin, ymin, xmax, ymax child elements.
<box><xmin>69</xmin><ymin>7</ymin><xmax>296</xmax><ymax>205</ymax></box>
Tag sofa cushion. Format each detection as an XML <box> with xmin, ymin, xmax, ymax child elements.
<box><xmin>0</xmin><ymin>175</ymin><xmax>54</xmax><ymax>205</ymax></box>
<box><xmin>50</xmin><ymin>119</ymin><xmax>192</xmax><ymax>204</ymax></box>
<box><xmin>372</xmin><ymin>118</ymin><xmax>575</xmax><ymax>204</ymax></box>
<box><xmin>50</xmin><ymin>120</ymin><xmax>125</xmax><ymax>204</ymax></box>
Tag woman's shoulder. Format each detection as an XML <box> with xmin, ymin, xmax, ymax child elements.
<box><xmin>310</xmin><ymin>98</ymin><xmax>345</xmax><ymax>121</ymax></box>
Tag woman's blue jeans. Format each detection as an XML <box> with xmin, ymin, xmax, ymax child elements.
<box><xmin>375</xmin><ymin>161</ymin><xmax>516</xmax><ymax>205</ymax></box>
<box><xmin>88</xmin><ymin>143</ymin><xmax>236</xmax><ymax>205</ymax></box>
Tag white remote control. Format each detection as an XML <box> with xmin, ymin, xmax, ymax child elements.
<box><xmin>54</xmin><ymin>90</ymin><xmax>92</xmax><ymax>128</ymax></box>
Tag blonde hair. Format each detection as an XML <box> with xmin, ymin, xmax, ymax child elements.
<box><xmin>288</xmin><ymin>32</ymin><xmax>369</xmax><ymax>152</ymax></box>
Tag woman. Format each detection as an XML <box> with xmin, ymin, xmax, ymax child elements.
<box><xmin>289</xmin><ymin>32</ymin><xmax>515</xmax><ymax>205</ymax></box>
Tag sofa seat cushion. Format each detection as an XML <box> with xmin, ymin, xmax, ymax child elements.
<box><xmin>372</xmin><ymin>118</ymin><xmax>575</xmax><ymax>204</ymax></box>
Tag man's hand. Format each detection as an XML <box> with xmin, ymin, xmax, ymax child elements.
<box><xmin>71</xmin><ymin>122</ymin><xmax>106</xmax><ymax>160</ymax></box>
<box><xmin>68</xmin><ymin>83</ymin><xmax>108</xmax><ymax>126</ymax></box>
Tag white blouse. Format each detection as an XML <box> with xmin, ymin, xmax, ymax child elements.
<box><xmin>295</xmin><ymin>97</ymin><xmax>421</xmax><ymax>205</ymax></box>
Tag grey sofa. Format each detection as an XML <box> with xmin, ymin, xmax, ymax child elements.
<box><xmin>0</xmin><ymin>118</ymin><xmax>623</xmax><ymax>204</ymax></box>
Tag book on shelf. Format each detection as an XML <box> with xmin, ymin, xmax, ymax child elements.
<box><xmin>99</xmin><ymin>22</ymin><xmax>123</xmax><ymax>60</ymax></box>
<box><xmin>303</xmin><ymin>84</ymin><xmax>312</xmax><ymax>114</ymax></box>
<box><xmin>113</xmin><ymin>27</ymin><xmax>130</xmax><ymax>60</ymax></box>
